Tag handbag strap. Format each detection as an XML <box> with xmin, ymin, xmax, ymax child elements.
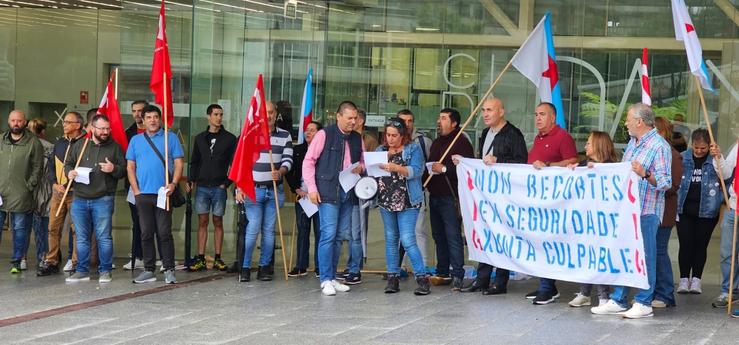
<box><xmin>143</xmin><ymin>133</ymin><xmax>173</xmax><ymax>179</ymax></box>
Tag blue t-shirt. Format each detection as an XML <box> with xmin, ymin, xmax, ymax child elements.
<box><xmin>126</xmin><ymin>129</ymin><xmax>185</xmax><ymax>194</ymax></box>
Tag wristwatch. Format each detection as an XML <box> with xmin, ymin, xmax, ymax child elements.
<box><xmin>642</xmin><ymin>170</ymin><xmax>651</xmax><ymax>179</ymax></box>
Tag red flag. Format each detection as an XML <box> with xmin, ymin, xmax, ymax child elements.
<box><xmin>228</xmin><ymin>75</ymin><xmax>271</xmax><ymax>202</ymax></box>
<box><xmin>641</xmin><ymin>48</ymin><xmax>651</xmax><ymax>106</ymax></box>
<box><xmin>150</xmin><ymin>0</ymin><xmax>174</xmax><ymax>128</ymax></box>
<box><xmin>97</xmin><ymin>72</ymin><xmax>128</xmax><ymax>152</ymax></box>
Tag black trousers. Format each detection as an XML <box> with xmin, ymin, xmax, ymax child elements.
<box><xmin>475</xmin><ymin>263</ymin><xmax>509</xmax><ymax>288</ymax></box>
<box><xmin>676</xmin><ymin>213</ymin><xmax>719</xmax><ymax>279</ymax></box>
<box><xmin>135</xmin><ymin>194</ymin><xmax>175</xmax><ymax>271</ymax></box>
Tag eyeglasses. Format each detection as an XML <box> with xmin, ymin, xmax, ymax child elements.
<box><xmin>93</xmin><ymin>126</ymin><xmax>111</xmax><ymax>132</ymax></box>
<box><xmin>385</xmin><ymin>120</ymin><xmax>402</xmax><ymax>128</ymax></box>
<box><xmin>62</xmin><ymin>121</ymin><xmax>79</xmax><ymax>125</ymax></box>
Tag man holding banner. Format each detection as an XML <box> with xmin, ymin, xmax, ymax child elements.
<box><xmin>591</xmin><ymin>103</ymin><xmax>672</xmax><ymax>319</ymax></box>
<box><xmin>459</xmin><ymin>97</ymin><xmax>527</xmax><ymax>295</ymax></box>
<box><xmin>527</xmin><ymin>102</ymin><xmax>578</xmax><ymax>305</ymax></box>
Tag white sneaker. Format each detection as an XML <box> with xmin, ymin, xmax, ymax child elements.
<box><xmin>677</xmin><ymin>278</ymin><xmax>690</xmax><ymax>294</ymax></box>
<box><xmin>689</xmin><ymin>277</ymin><xmax>702</xmax><ymax>294</ymax></box>
<box><xmin>20</xmin><ymin>259</ymin><xmax>27</xmax><ymax>270</ymax></box>
<box><xmin>568</xmin><ymin>293</ymin><xmax>591</xmax><ymax>307</ymax></box>
<box><xmin>651</xmin><ymin>300</ymin><xmax>667</xmax><ymax>308</ymax></box>
<box><xmin>123</xmin><ymin>259</ymin><xmax>144</xmax><ymax>270</ymax></box>
<box><xmin>63</xmin><ymin>259</ymin><xmax>74</xmax><ymax>272</ymax></box>
<box><xmin>623</xmin><ymin>302</ymin><xmax>653</xmax><ymax>319</ymax></box>
<box><xmin>321</xmin><ymin>281</ymin><xmax>336</xmax><ymax>296</ymax></box>
<box><xmin>331</xmin><ymin>279</ymin><xmax>350</xmax><ymax>292</ymax></box>
<box><xmin>591</xmin><ymin>299</ymin><xmax>627</xmax><ymax>315</ymax></box>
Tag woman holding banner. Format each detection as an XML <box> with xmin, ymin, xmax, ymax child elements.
<box><xmin>566</xmin><ymin>131</ymin><xmax>617</xmax><ymax>307</ymax></box>
<box><xmin>376</xmin><ymin>118</ymin><xmax>430</xmax><ymax>295</ymax></box>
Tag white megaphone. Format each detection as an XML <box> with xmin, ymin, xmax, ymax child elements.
<box><xmin>354</xmin><ymin>176</ymin><xmax>378</xmax><ymax>200</ymax></box>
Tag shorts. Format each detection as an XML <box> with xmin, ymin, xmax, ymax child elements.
<box><xmin>195</xmin><ymin>186</ymin><xmax>227</xmax><ymax>217</ymax></box>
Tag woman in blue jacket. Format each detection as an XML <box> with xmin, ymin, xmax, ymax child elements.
<box><xmin>676</xmin><ymin>129</ymin><xmax>723</xmax><ymax>294</ymax></box>
<box><xmin>375</xmin><ymin>117</ymin><xmax>430</xmax><ymax>295</ymax></box>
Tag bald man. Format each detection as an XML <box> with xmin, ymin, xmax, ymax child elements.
<box><xmin>0</xmin><ymin>110</ymin><xmax>45</xmax><ymax>273</ymax></box>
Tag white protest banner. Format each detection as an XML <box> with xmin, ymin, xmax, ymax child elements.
<box><xmin>457</xmin><ymin>159</ymin><xmax>648</xmax><ymax>289</ymax></box>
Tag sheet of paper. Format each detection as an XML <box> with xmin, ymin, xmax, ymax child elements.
<box><xmin>74</xmin><ymin>167</ymin><xmax>92</xmax><ymax>185</ymax></box>
<box><xmin>364</xmin><ymin>152</ymin><xmax>390</xmax><ymax>177</ymax></box>
<box><xmin>0</xmin><ymin>195</ymin><xmax>3</xmax><ymax>207</ymax></box>
<box><xmin>425</xmin><ymin>162</ymin><xmax>437</xmax><ymax>175</ymax></box>
<box><xmin>126</xmin><ymin>187</ymin><xmax>136</xmax><ymax>205</ymax></box>
<box><xmin>339</xmin><ymin>162</ymin><xmax>361</xmax><ymax>192</ymax></box>
<box><xmin>298</xmin><ymin>197</ymin><xmax>319</xmax><ymax>218</ymax></box>
<box><xmin>157</xmin><ymin>187</ymin><xmax>168</xmax><ymax>210</ymax></box>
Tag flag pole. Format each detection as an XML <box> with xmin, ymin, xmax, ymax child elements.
<box><xmin>693</xmin><ymin>75</ymin><xmax>731</xmax><ymax>206</ymax></box>
<box><xmin>163</xmin><ymin>72</ymin><xmax>170</xmax><ymax>211</ymax></box>
<box><xmin>55</xmin><ymin>138</ymin><xmax>89</xmax><ymax>217</ymax></box>
<box><xmin>114</xmin><ymin>67</ymin><xmax>119</xmax><ymax>100</ymax></box>
<box><xmin>268</xmin><ymin>151</ymin><xmax>289</xmax><ymax>281</ymax></box>
<box><xmin>729</xmin><ymin>201</ymin><xmax>738</xmax><ymax>316</ymax></box>
<box><xmin>423</xmin><ymin>59</ymin><xmax>514</xmax><ymax>188</ymax></box>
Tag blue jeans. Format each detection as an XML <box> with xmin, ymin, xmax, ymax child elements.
<box><xmin>654</xmin><ymin>226</ymin><xmax>676</xmax><ymax>306</ymax></box>
<box><xmin>429</xmin><ymin>195</ymin><xmax>465</xmax><ymax>278</ymax></box>
<box><xmin>339</xmin><ymin>205</ymin><xmax>363</xmax><ymax>274</ymax></box>
<box><xmin>0</xmin><ymin>211</ymin><xmax>32</xmax><ymax>262</ymax></box>
<box><xmin>720</xmin><ymin>210</ymin><xmax>739</xmax><ymax>294</ymax></box>
<box><xmin>380</xmin><ymin>207</ymin><xmax>426</xmax><ymax>277</ymax></box>
<box><xmin>610</xmin><ymin>214</ymin><xmax>660</xmax><ymax>307</ymax></box>
<box><xmin>294</xmin><ymin>201</ymin><xmax>320</xmax><ymax>270</ymax></box>
<box><xmin>195</xmin><ymin>186</ymin><xmax>227</xmax><ymax>217</ymax></box>
<box><xmin>242</xmin><ymin>186</ymin><xmax>284</xmax><ymax>268</ymax></box>
<box><xmin>317</xmin><ymin>189</ymin><xmax>353</xmax><ymax>282</ymax></box>
<box><xmin>25</xmin><ymin>213</ymin><xmax>49</xmax><ymax>262</ymax></box>
<box><xmin>71</xmin><ymin>196</ymin><xmax>114</xmax><ymax>273</ymax></box>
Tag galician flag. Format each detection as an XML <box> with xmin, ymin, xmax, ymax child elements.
<box><xmin>297</xmin><ymin>68</ymin><xmax>313</xmax><ymax>144</ymax></box>
<box><xmin>671</xmin><ymin>0</ymin><xmax>714</xmax><ymax>91</ymax></box>
<box><xmin>511</xmin><ymin>12</ymin><xmax>566</xmax><ymax>128</ymax></box>
<box><xmin>641</xmin><ymin>48</ymin><xmax>651</xmax><ymax>106</ymax></box>
<box><xmin>97</xmin><ymin>71</ymin><xmax>128</xmax><ymax>152</ymax></box>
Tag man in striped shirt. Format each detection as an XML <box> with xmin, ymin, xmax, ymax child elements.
<box><xmin>591</xmin><ymin>103</ymin><xmax>672</xmax><ymax>319</ymax></box>
<box><xmin>235</xmin><ymin>101</ymin><xmax>293</xmax><ymax>282</ymax></box>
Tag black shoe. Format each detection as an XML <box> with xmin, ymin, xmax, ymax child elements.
<box><xmin>239</xmin><ymin>268</ymin><xmax>251</xmax><ymax>282</ymax></box>
<box><xmin>533</xmin><ymin>289</ymin><xmax>560</xmax><ymax>305</ymax></box>
<box><xmin>483</xmin><ymin>284</ymin><xmax>507</xmax><ymax>295</ymax></box>
<box><xmin>525</xmin><ymin>289</ymin><xmax>538</xmax><ymax>299</ymax></box>
<box><xmin>344</xmin><ymin>272</ymin><xmax>362</xmax><ymax>285</ymax></box>
<box><xmin>36</xmin><ymin>263</ymin><xmax>59</xmax><ymax>276</ymax></box>
<box><xmin>337</xmin><ymin>269</ymin><xmax>350</xmax><ymax>280</ymax></box>
<box><xmin>288</xmin><ymin>267</ymin><xmax>307</xmax><ymax>277</ymax></box>
<box><xmin>460</xmin><ymin>279</ymin><xmax>486</xmax><ymax>293</ymax></box>
<box><xmin>385</xmin><ymin>275</ymin><xmax>400</xmax><ymax>293</ymax></box>
<box><xmin>414</xmin><ymin>276</ymin><xmax>431</xmax><ymax>295</ymax></box>
<box><xmin>314</xmin><ymin>269</ymin><xmax>319</xmax><ymax>278</ymax></box>
<box><xmin>451</xmin><ymin>277</ymin><xmax>463</xmax><ymax>291</ymax></box>
<box><xmin>257</xmin><ymin>266</ymin><xmax>272</xmax><ymax>281</ymax></box>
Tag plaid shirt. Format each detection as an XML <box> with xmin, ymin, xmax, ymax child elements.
<box><xmin>623</xmin><ymin>128</ymin><xmax>672</xmax><ymax>218</ymax></box>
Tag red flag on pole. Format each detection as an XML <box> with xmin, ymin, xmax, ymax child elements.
<box><xmin>641</xmin><ymin>48</ymin><xmax>651</xmax><ymax>106</ymax></box>
<box><xmin>97</xmin><ymin>72</ymin><xmax>128</xmax><ymax>152</ymax></box>
<box><xmin>228</xmin><ymin>74</ymin><xmax>271</xmax><ymax>202</ymax></box>
<box><xmin>150</xmin><ymin>0</ymin><xmax>174</xmax><ymax>128</ymax></box>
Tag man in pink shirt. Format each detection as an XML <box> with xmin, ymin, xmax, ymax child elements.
<box><xmin>303</xmin><ymin>101</ymin><xmax>365</xmax><ymax>296</ymax></box>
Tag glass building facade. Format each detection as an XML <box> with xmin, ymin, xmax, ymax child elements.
<box><xmin>1</xmin><ymin>0</ymin><xmax>738</xmax><ymax>262</ymax></box>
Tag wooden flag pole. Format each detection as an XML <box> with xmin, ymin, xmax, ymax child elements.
<box><xmin>114</xmin><ymin>67</ymin><xmax>119</xmax><ymax>99</ymax></box>
<box><xmin>268</xmin><ymin>151</ymin><xmax>289</xmax><ymax>281</ymax></box>
<box><xmin>694</xmin><ymin>75</ymin><xmax>730</xmax><ymax>207</ymax></box>
<box><xmin>422</xmin><ymin>59</ymin><xmax>514</xmax><ymax>188</ymax></box>
<box><xmin>729</xmin><ymin>204</ymin><xmax>738</xmax><ymax>316</ymax></box>
<box><xmin>163</xmin><ymin>72</ymin><xmax>170</xmax><ymax>211</ymax></box>
<box><xmin>55</xmin><ymin>138</ymin><xmax>89</xmax><ymax>217</ymax></box>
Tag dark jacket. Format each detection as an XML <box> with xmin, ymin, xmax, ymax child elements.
<box><xmin>662</xmin><ymin>147</ymin><xmax>683</xmax><ymax>227</ymax></box>
<box><xmin>189</xmin><ymin>127</ymin><xmax>237</xmax><ymax>188</ymax></box>
<box><xmin>424</xmin><ymin>127</ymin><xmax>474</xmax><ymax>197</ymax></box>
<box><xmin>315</xmin><ymin>124</ymin><xmax>362</xmax><ymax>204</ymax></box>
<box><xmin>477</xmin><ymin>122</ymin><xmax>528</xmax><ymax>163</ymax></box>
<box><xmin>48</xmin><ymin>132</ymin><xmax>86</xmax><ymax>187</ymax></box>
<box><xmin>286</xmin><ymin>142</ymin><xmax>307</xmax><ymax>193</ymax></box>
<box><xmin>65</xmin><ymin>138</ymin><xmax>126</xmax><ymax>199</ymax></box>
<box><xmin>124</xmin><ymin>123</ymin><xmax>144</xmax><ymax>190</ymax></box>
<box><xmin>0</xmin><ymin>129</ymin><xmax>44</xmax><ymax>212</ymax></box>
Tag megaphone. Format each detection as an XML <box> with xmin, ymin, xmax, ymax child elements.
<box><xmin>354</xmin><ymin>176</ymin><xmax>378</xmax><ymax>200</ymax></box>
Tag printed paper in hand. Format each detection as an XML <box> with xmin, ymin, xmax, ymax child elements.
<box><xmin>126</xmin><ymin>187</ymin><xmax>136</xmax><ymax>205</ymax></box>
<box><xmin>298</xmin><ymin>197</ymin><xmax>319</xmax><ymax>217</ymax></box>
<box><xmin>364</xmin><ymin>152</ymin><xmax>390</xmax><ymax>177</ymax></box>
<box><xmin>74</xmin><ymin>167</ymin><xmax>92</xmax><ymax>185</ymax></box>
<box><xmin>339</xmin><ymin>162</ymin><xmax>361</xmax><ymax>192</ymax></box>
<box><xmin>425</xmin><ymin>162</ymin><xmax>437</xmax><ymax>175</ymax></box>
<box><xmin>157</xmin><ymin>187</ymin><xmax>168</xmax><ymax>210</ymax></box>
